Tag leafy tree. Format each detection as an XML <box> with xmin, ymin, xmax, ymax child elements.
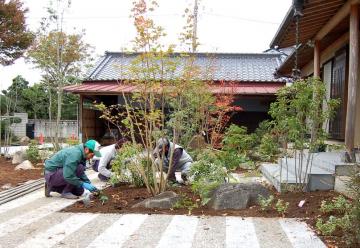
<box><xmin>2</xmin><ymin>75</ymin><xmax>29</xmax><ymax>112</ymax></box>
<box><xmin>269</xmin><ymin>77</ymin><xmax>339</xmax><ymax>190</ymax></box>
<box><xmin>27</xmin><ymin>0</ymin><xmax>91</xmax><ymax>150</ymax></box>
<box><xmin>0</xmin><ymin>0</ymin><xmax>33</xmax><ymax>65</ymax></box>
<box><xmin>22</xmin><ymin>83</ymin><xmax>49</xmax><ymax>120</ymax></box>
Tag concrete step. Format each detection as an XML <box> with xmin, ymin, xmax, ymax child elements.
<box><xmin>260</xmin><ymin>163</ymin><xmax>299</xmax><ymax>192</ymax></box>
<box><xmin>261</xmin><ymin>160</ymin><xmax>335</xmax><ymax>192</ymax></box>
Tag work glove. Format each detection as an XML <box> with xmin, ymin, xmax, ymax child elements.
<box><xmin>82</xmin><ymin>182</ymin><xmax>98</xmax><ymax>192</ymax></box>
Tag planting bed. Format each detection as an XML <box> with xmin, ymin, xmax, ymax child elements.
<box><xmin>63</xmin><ymin>184</ymin><xmax>348</xmax><ymax>247</ymax></box>
<box><xmin>0</xmin><ymin>156</ymin><xmax>43</xmax><ymax>191</ymax></box>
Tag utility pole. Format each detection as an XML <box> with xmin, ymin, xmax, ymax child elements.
<box><xmin>192</xmin><ymin>0</ymin><xmax>199</xmax><ymax>52</ymax></box>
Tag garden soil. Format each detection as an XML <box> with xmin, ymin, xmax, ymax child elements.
<box><xmin>63</xmin><ymin>184</ymin><xmax>350</xmax><ymax>248</ymax></box>
<box><xmin>0</xmin><ymin>157</ymin><xmax>43</xmax><ymax>191</ymax></box>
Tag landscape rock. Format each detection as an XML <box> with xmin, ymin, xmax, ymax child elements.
<box><xmin>12</xmin><ymin>150</ymin><xmax>27</xmax><ymax>164</ymax></box>
<box><xmin>131</xmin><ymin>191</ymin><xmax>180</xmax><ymax>209</ymax></box>
<box><xmin>208</xmin><ymin>183</ymin><xmax>270</xmax><ymax>210</ymax></box>
<box><xmin>20</xmin><ymin>136</ymin><xmax>31</xmax><ymax>145</ymax></box>
<box><xmin>14</xmin><ymin>160</ymin><xmax>34</xmax><ymax>170</ymax></box>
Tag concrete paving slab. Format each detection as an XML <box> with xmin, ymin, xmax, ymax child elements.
<box><xmin>192</xmin><ymin>216</ymin><xmax>226</xmax><ymax>248</ymax></box>
<box><xmin>226</xmin><ymin>216</ymin><xmax>259</xmax><ymax>248</ymax></box>
<box><xmin>53</xmin><ymin>214</ymin><xmax>121</xmax><ymax>248</ymax></box>
<box><xmin>253</xmin><ymin>218</ymin><xmax>293</xmax><ymax>248</ymax></box>
<box><xmin>122</xmin><ymin>214</ymin><xmax>173</xmax><ymax>248</ymax></box>
<box><xmin>279</xmin><ymin>219</ymin><xmax>326</xmax><ymax>248</ymax></box>
<box><xmin>17</xmin><ymin>213</ymin><xmax>98</xmax><ymax>248</ymax></box>
<box><xmin>0</xmin><ymin>169</ymin><xmax>328</xmax><ymax>248</ymax></box>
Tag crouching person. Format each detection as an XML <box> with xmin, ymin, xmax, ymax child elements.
<box><xmin>154</xmin><ymin>138</ymin><xmax>193</xmax><ymax>183</ymax></box>
<box><xmin>92</xmin><ymin>139</ymin><xmax>127</xmax><ymax>182</ymax></box>
<box><xmin>44</xmin><ymin>139</ymin><xmax>101</xmax><ymax>199</ymax></box>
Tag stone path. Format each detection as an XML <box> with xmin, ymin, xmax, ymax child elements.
<box><xmin>0</xmin><ymin>171</ymin><xmax>327</xmax><ymax>248</ymax></box>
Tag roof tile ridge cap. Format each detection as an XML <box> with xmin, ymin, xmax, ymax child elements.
<box><xmin>90</xmin><ymin>54</ymin><xmax>113</xmax><ymax>80</ymax></box>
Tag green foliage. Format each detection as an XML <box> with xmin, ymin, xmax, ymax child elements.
<box><xmin>189</xmin><ymin>149</ymin><xmax>228</xmax><ymax>205</ymax></box>
<box><xmin>220</xmin><ymin>125</ymin><xmax>256</xmax><ymax>170</ymax></box>
<box><xmin>173</xmin><ymin>195</ymin><xmax>198</xmax><ymax>215</ymax></box>
<box><xmin>94</xmin><ymin>190</ymin><xmax>109</xmax><ymax>205</ymax></box>
<box><xmin>316</xmin><ymin>216</ymin><xmax>340</xmax><ymax>236</ymax></box>
<box><xmin>316</xmin><ymin>190</ymin><xmax>359</xmax><ymax>245</ymax></box>
<box><xmin>111</xmin><ymin>143</ymin><xmax>145</xmax><ymax>187</ymax></box>
<box><xmin>275</xmin><ymin>199</ymin><xmax>289</xmax><ymax>216</ymax></box>
<box><xmin>268</xmin><ymin>78</ymin><xmax>340</xmax><ymax>189</ymax></box>
<box><xmin>345</xmin><ymin>167</ymin><xmax>360</xmax><ymax>245</ymax></box>
<box><xmin>320</xmin><ymin>195</ymin><xmax>352</xmax><ymax>214</ymax></box>
<box><xmin>222</xmin><ymin>125</ymin><xmax>256</xmax><ymax>154</ymax></box>
<box><xmin>258</xmin><ymin>195</ymin><xmax>274</xmax><ymax>211</ymax></box>
<box><xmin>0</xmin><ymin>116</ymin><xmax>21</xmax><ymax>139</ymax></box>
<box><xmin>258</xmin><ymin>133</ymin><xmax>279</xmax><ymax>162</ymax></box>
<box><xmin>26</xmin><ymin>140</ymin><xmax>41</xmax><ymax>163</ymax></box>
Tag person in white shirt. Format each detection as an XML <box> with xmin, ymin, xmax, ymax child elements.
<box><xmin>92</xmin><ymin>139</ymin><xmax>127</xmax><ymax>181</ymax></box>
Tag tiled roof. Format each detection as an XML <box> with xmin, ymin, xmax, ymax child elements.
<box><xmin>64</xmin><ymin>82</ymin><xmax>283</xmax><ymax>96</ymax></box>
<box><xmin>86</xmin><ymin>52</ymin><xmax>285</xmax><ymax>83</ymax></box>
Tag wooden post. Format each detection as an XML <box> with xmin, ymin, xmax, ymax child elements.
<box><xmin>314</xmin><ymin>40</ymin><xmax>321</xmax><ymax>78</ymax></box>
<box><xmin>345</xmin><ymin>4</ymin><xmax>359</xmax><ymax>161</ymax></box>
<box><xmin>79</xmin><ymin>95</ymin><xmax>83</xmax><ymax>143</ymax></box>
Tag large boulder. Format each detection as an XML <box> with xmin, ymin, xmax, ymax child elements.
<box><xmin>15</xmin><ymin>160</ymin><xmax>34</xmax><ymax>170</ymax></box>
<box><xmin>12</xmin><ymin>150</ymin><xmax>27</xmax><ymax>164</ymax></box>
<box><xmin>20</xmin><ymin>136</ymin><xmax>30</xmax><ymax>145</ymax></box>
<box><xmin>131</xmin><ymin>191</ymin><xmax>180</xmax><ymax>209</ymax></box>
<box><xmin>207</xmin><ymin>183</ymin><xmax>270</xmax><ymax>210</ymax></box>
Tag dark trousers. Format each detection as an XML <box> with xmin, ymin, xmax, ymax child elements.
<box><xmin>92</xmin><ymin>160</ymin><xmax>111</xmax><ymax>181</ymax></box>
<box><xmin>45</xmin><ymin>164</ymin><xmax>85</xmax><ymax>196</ymax></box>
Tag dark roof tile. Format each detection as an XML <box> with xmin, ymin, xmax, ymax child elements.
<box><xmin>86</xmin><ymin>52</ymin><xmax>285</xmax><ymax>82</ymax></box>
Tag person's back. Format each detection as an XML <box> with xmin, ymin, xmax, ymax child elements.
<box><xmin>45</xmin><ymin>144</ymin><xmax>84</xmax><ymax>172</ymax></box>
<box><xmin>44</xmin><ymin>140</ymin><xmax>101</xmax><ymax>199</ymax></box>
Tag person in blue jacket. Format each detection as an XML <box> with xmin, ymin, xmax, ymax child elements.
<box><xmin>44</xmin><ymin>139</ymin><xmax>101</xmax><ymax>199</ymax></box>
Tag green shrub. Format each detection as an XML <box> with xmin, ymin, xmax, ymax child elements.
<box><xmin>320</xmin><ymin>195</ymin><xmax>351</xmax><ymax>214</ymax></box>
<box><xmin>189</xmin><ymin>150</ymin><xmax>228</xmax><ymax>205</ymax></box>
<box><xmin>258</xmin><ymin>195</ymin><xmax>274</xmax><ymax>211</ymax></box>
<box><xmin>275</xmin><ymin>199</ymin><xmax>289</xmax><ymax>216</ymax></box>
<box><xmin>173</xmin><ymin>195</ymin><xmax>198</xmax><ymax>215</ymax></box>
<box><xmin>220</xmin><ymin>125</ymin><xmax>256</xmax><ymax>170</ymax></box>
<box><xmin>26</xmin><ymin>140</ymin><xmax>41</xmax><ymax>163</ymax></box>
<box><xmin>258</xmin><ymin>133</ymin><xmax>279</xmax><ymax>162</ymax></box>
<box><xmin>316</xmin><ymin>216</ymin><xmax>339</xmax><ymax>236</ymax></box>
<box><xmin>222</xmin><ymin>125</ymin><xmax>256</xmax><ymax>154</ymax></box>
<box><xmin>111</xmin><ymin>143</ymin><xmax>145</xmax><ymax>187</ymax></box>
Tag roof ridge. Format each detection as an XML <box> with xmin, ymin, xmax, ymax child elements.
<box><xmin>104</xmin><ymin>51</ymin><xmax>283</xmax><ymax>57</ymax></box>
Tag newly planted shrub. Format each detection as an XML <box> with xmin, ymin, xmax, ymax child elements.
<box><xmin>173</xmin><ymin>195</ymin><xmax>198</xmax><ymax>215</ymax></box>
<box><xmin>258</xmin><ymin>195</ymin><xmax>274</xmax><ymax>211</ymax></box>
<box><xmin>275</xmin><ymin>199</ymin><xmax>289</xmax><ymax>216</ymax></box>
<box><xmin>189</xmin><ymin>150</ymin><xmax>228</xmax><ymax>205</ymax></box>
<box><xmin>26</xmin><ymin>140</ymin><xmax>41</xmax><ymax>163</ymax></box>
<box><xmin>320</xmin><ymin>195</ymin><xmax>351</xmax><ymax>214</ymax></box>
<box><xmin>110</xmin><ymin>143</ymin><xmax>145</xmax><ymax>187</ymax></box>
<box><xmin>316</xmin><ymin>216</ymin><xmax>339</xmax><ymax>236</ymax></box>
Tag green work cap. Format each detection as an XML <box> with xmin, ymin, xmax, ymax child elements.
<box><xmin>84</xmin><ymin>139</ymin><xmax>101</xmax><ymax>157</ymax></box>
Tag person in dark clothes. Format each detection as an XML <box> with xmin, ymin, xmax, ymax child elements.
<box><xmin>153</xmin><ymin>137</ymin><xmax>193</xmax><ymax>183</ymax></box>
<box><xmin>44</xmin><ymin>139</ymin><xmax>101</xmax><ymax>199</ymax></box>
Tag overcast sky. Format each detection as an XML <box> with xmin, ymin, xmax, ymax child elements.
<box><xmin>0</xmin><ymin>0</ymin><xmax>292</xmax><ymax>91</ymax></box>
